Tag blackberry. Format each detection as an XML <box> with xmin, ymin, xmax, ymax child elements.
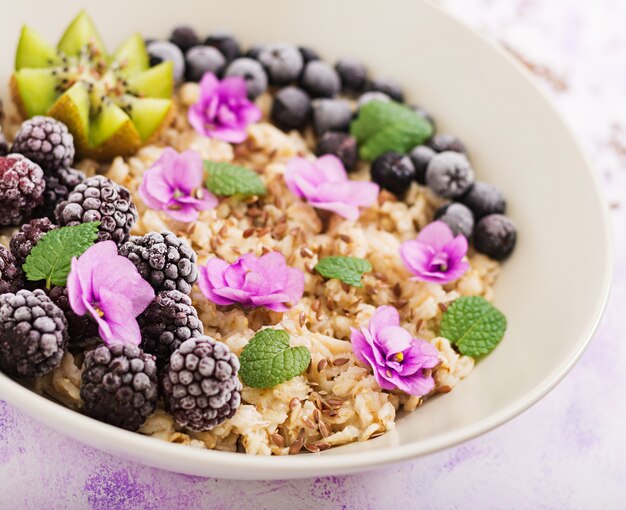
<box><xmin>47</xmin><ymin>286</ymin><xmax>98</xmax><ymax>346</ymax></box>
<box><xmin>81</xmin><ymin>343</ymin><xmax>158</xmax><ymax>431</ymax></box>
<box><xmin>120</xmin><ymin>232</ymin><xmax>198</xmax><ymax>295</ymax></box>
<box><xmin>371</xmin><ymin>152</ymin><xmax>417</xmax><ymax>197</ymax></box>
<box><xmin>162</xmin><ymin>337</ymin><xmax>242</xmax><ymax>432</ymax></box>
<box><xmin>0</xmin><ymin>246</ymin><xmax>24</xmax><ymax>296</ymax></box>
<box><xmin>54</xmin><ymin>175</ymin><xmax>138</xmax><ymax>246</ymax></box>
<box><xmin>138</xmin><ymin>290</ymin><xmax>203</xmax><ymax>366</ymax></box>
<box><xmin>0</xmin><ymin>127</ymin><xmax>8</xmax><ymax>157</ymax></box>
<box><xmin>0</xmin><ymin>289</ymin><xmax>67</xmax><ymax>379</ymax></box>
<box><xmin>271</xmin><ymin>87</ymin><xmax>311</xmax><ymax>131</ymax></box>
<box><xmin>10</xmin><ymin>217</ymin><xmax>58</xmax><ymax>269</ymax></box>
<box><xmin>316</xmin><ymin>132</ymin><xmax>358</xmax><ymax>171</ymax></box>
<box><xmin>474</xmin><ymin>214</ymin><xmax>517</xmax><ymax>261</ymax></box>
<box><xmin>0</xmin><ymin>154</ymin><xmax>45</xmax><ymax>227</ymax></box>
<box><xmin>11</xmin><ymin>117</ymin><xmax>75</xmax><ymax>173</ymax></box>
<box><xmin>335</xmin><ymin>57</ymin><xmax>367</xmax><ymax>94</ymax></box>
<box><xmin>35</xmin><ymin>167</ymin><xmax>85</xmax><ymax>221</ymax></box>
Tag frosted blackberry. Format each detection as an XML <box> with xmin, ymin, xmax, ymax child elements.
<box><xmin>425</xmin><ymin>151</ymin><xmax>474</xmax><ymax>199</ymax></box>
<box><xmin>120</xmin><ymin>232</ymin><xmax>198</xmax><ymax>295</ymax></box>
<box><xmin>81</xmin><ymin>343</ymin><xmax>158</xmax><ymax>431</ymax></box>
<box><xmin>162</xmin><ymin>337</ymin><xmax>242</xmax><ymax>432</ymax></box>
<box><xmin>11</xmin><ymin>116</ymin><xmax>75</xmax><ymax>173</ymax></box>
<box><xmin>10</xmin><ymin>217</ymin><xmax>57</xmax><ymax>269</ymax></box>
<box><xmin>0</xmin><ymin>154</ymin><xmax>45</xmax><ymax>227</ymax></box>
<box><xmin>0</xmin><ymin>289</ymin><xmax>67</xmax><ymax>379</ymax></box>
<box><xmin>138</xmin><ymin>290</ymin><xmax>203</xmax><ymax>366</ymax></box>
<box><xmin>54</xmin><ymin>175</ymin><xmax>138</xmax><ymax>246</ymax></box>
<box><xmin>48</xmin><ymin>286</ymin><xmax>98</xmax><ymax>346</ymax></box>
<box><xmin>0</xmin><ymin>246</ymin><xmax>24</xmax><ymax>296</ymax></box>
<box><xmin>35</xmin><ymin>167</ymin><xmax>85</xmax><ymax>221</ymax></box>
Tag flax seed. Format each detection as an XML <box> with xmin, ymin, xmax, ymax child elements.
<box><xmin>438</xmin><ymin>384</ymin><xmax>452</xmax><ymax>394</ymax></box>
<box><xmin>322</xmin><ymin>409</ymin><xmax>337</xmax><ymax>417</ymax></box>
<box><xmin>300</xmin><ymin>246</ymin><xmax>314</xmax><ymax>258</ymax></box>
<box><xmin>313</xmin><ymin>409</ymin><xmax>320</xmax><ymax>422</ymax></box>
<box><xmin>273</xmin><ymin>223</ymin><xmax>287</xmax><ymax>237</ymax></box>
<box><xmin>415</xmin><ymin>318</ymin><xmax>423</xmax><ymax>333</ymax></box>
<box><xmin>306</xmin><ymin>359</ymin><xmax>312</xmax><ymax>374</ymax></box>
<box><xmin>257</xmin><ymin>226</ymin><xmax>271</xmax><ymax>237</ymax></box>
<box><xmin>340</xmin><ymin>281</ymin><xmax>350</xmax><ymax>293</ymax></box>
<box><xmin>438</xmin><ymin>302</ymin><xmax>448</xmax><ymax>313</ymax></box>
<box><xmin>218</xmin><ymin>225</ymin><xmax>228</xmax><ymax>237</ymax></box>
<box><xmin>299</xmin><ymin>312</ymin><xmax>306</xmax><ymax>327</ymax></box>
<box><xmin>391</xmin><ymin>300</ymin><xmax>408</xmax><ymax>309</ymax></box>
<box><xmin>319</xmin><ymin>421</ymin><xmax>331</xmax><ymax>438</ymax></box>
<box><xmin>274</xmin><ymin>195</ymin><xmax>284</xmax><ymax>209</ymax></box>
<box><xmin>242</xmin><ymin>228</ymin><xmax>255</xmax><ymax>238</ymax></box>
<box><xmin>248</xmin><ymin>207</ymin><xmax>262</xmax><ymax>217</ymax></box>
<box><xmin>339</xmin><ymin>234</ymin><xmax>352</xmax><ymax>243</ymax></box>
<box><xmin>209</xmin><ymin>237</ymin><xmax>218</xmax><ymax>251</ymax></box>
<box><xmin>422</xmin><ymin>368</ymin><xmax>432</xmax><ymax>378</ymax></box>
<box><xmin>302</xmin><ymin>416</ymin><xmax>317</xmax><ymax>429</ymax></box>
<box><xmin>317</xmin><ymin>359</ymin><xmax>327</xmax><ymax>372</ymax></box>
<box><xmin>326</xmin><ymin>399</ymin><xmax>343</xmax><ymax>408</ymax></box>
<box><xmin>289</xmin><ymin>398</ymin><xmax>300</xmax><ymax>410</ymax></box>
<box><xmin>393</xmin><ymin>282</ymin><xmax>402</xmax><ymax>297</ymax></box>
<box><xmin>316</xmin><ymin>442</ymin><xmax>331</xmax><ymax>451</ymax></box>
<box><xmin>289</xmin><ymin>437</ymin><xmax>304</xmax><ymax>455</ymax></box>
<box><xmin>232</xmin><ymin>209</ymin><xmax>244</xmax><ymax>219</ymax></box>
<box><xmin>305</xmin><ymin>262</ymin><xmax>316</xmax><ymax>274</ymax></box>
<box><xmin>271</xmin><ymin>433</ymin><xmax>285</xmax><ymax>447</ymax></box>
<box><xmin>373</xmin><ymin>272</ymin><xmax>387</xmax><ymax>282</ymax></box>
<box><xmin>311</xmin><ymin>300</ymin><xmax>321</xmax><ymax>312</ymax></box>
<box><xmin>262</xmin><ymin>246</ymin><xmax>272</xmax><ymax>255</ymax></box>
<box><xmin>332</xmin><ymin>358</ymin><xmax>349</xmax><ymax>367</ymax></box>
<box><xmin>304</xmin><ymin>443</ymin><xmax>320</xmax><ymax>453</ymax></box>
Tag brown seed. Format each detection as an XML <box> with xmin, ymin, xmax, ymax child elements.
<box><xmin>273</xmin><ymin>223</ymin><xmax>287</xmax><ymax>237</ymax></box>
<box><xmin>311</xmin><ymin>300</ymin><xmax>321</xmax><ymax>312</ymax></box>
<box><xmin>391</xmin><ymin>300</ymin><xmax>408</xmax><ymax>309</ymax></box>
<box><xmin>313</xmin><ymin>409</ymin><xmax>320</xmax><ymax>422</ymax></box>
<box><xmin>373</xmin><ymin>272</ymin><xmax>387</xmax><ymax>282</ymax></box>
<box><xmin>415</xmin><ymin>319</ymin><xmax>424</xmax><ymax>333</ymax></box>
<box><xmin>438</xmin><ymin>384</ymin><xmax>452</xmax><ymax>394</ymax></box>
<box><xmin>309</xmin><ymin>381</ymin><xmax>320</xmax><ymax>387</ymax></box>
<box><xmin>339</xmin><ymin>234</ymin><xmax>352</xmax><ymax>243</ymax></box>
<box><xmin>248</xmin><ymin>207</ymin><xmax>262</xmax><ymax>217</ymax></box>
<box><xmin>274</xmin><ymin>195</ymin><xmax>284</xmax><ymax>209</ymax></box>
<box><xmin>232</xmin><ymin>209</ymin><xmax>244</xmax><ymax>220</ymax></box>
<box><xmin>316</xmin><ymin>442</ymin><xmax>331</xmax><ymax>451</ymax></box>
<box><xmin>299</xmin><ymin>312</ymin><xmax>306</xmax><ymax>327</ymax></box>
<box><xmin>333</xmin><ymin>358</ymin><xmax>350</xmax><ymax>367</ymax></box>
<box><xmin>306</xmin><ymin>358</ymin><xmax>312</xmax><ymax>374</ymax></box>
<box><xmin>289</xmin><ymin>398</ymin><xmax>300</xmax><ymax>410</ymax></box>
<box><xmin>322</xmin><ymin>409</ymin><xmax>337</xmax><ymax>417</ymax></box>
<box><xmin>318</xmin><ymin>390</ymin><xmax>328</xmax><ymax>396</ymax></box>
<box><xmin>326</xmin><ymin>399</ymin><xmax>344</xmax><ymax>408</ymax></box>
<box><xmin>393</xmin><ymin>282</ymin><xmax>402</xmax><ymax>298</ymax></box>
<box><xmin>231</xmin><ymin>246</ymin><xmax>241</xmax><ymax>255</ymax></box>
<box><xmin>340</xmin><ymin>281</ymin><xmax>350</xmax><ymax>293</ymax></box>
<box><xmin>370</xmin><ymin>431</ymin><xmax>385</xmax><ymax>439</ymax></box>
<box><xmin>243</xmin><ymin>228</ymin><xmax>255</xmax><ymax>238</ymax></box>
<box><xmin>257</xmin><ymin>226</ymin><xmax>271</xmax><ymax>237</ymax></box>
<box><xmin>319</xmin><ymin>421</ymin><xmax>331</xmax><ymax>438</ymax></box>
<box><xmin>317</xmin><ymin>359</ymin><xmax>327</xmax><ymax>372</ymax></box>
<box><xmin>312</xmin><ymin>394</ymin><xmax>323</xmax><ymax>410</ymax></box>
<box><xmin>261</xmin><ymin>246</ymin><xmax>272</xmax><ymax>255</ymax></box>
<box><xmin>209</xmin><ymin>237</ymin><xmax>218</xmax><ymax>251</ymax></box>
<box><xmin>218</xmin><ymin>225</ymin><xmax>228</xmax><ymax>237</ymax></box>
<box><xmin>438</xmin><ymin>302</ymin><xmax>448</xmax><ymax>313</ymax></box>
<box><xmin>290</xmin><ymin>227</ymin><xmax>301</xmax><ymax>236</ymax></box>
<box><xmin>289</xmin><ymin>437</ymin><xmax>304</xmax><ymax>455</ymax></box>
<box><xmin>304</xmin><ymin>443</ymin><xmax>320</xmax><ymax>453</ymax></box>
<box><xmin>422</xmin><ymin>368</ymin><xmax>432</xmax><ymax>378</ymax></box>
<box><xmin>303</xmin><ymin>416</ymin><xmax>317</xmax><ymax>429</ymax></box>
<box><xmin>271</xmin><ymin>433</ymin><xmax>285</xmax><ymax>447</ymax></box>
<box><xmin>326</xmin><ymin>299</ymin><xmax>336</xmax><ymax>311</ymax></box>
<box><xmin>305</xmin><ymin>262</ymin><xmax>316</xmax><ymax>274</ymax></box>
<box><xmin>300</xmin><ymin>246</ymin><xmax>314</xmax><ymax>258</ymax></box>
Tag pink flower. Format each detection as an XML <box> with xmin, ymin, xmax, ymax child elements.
<box><xmin>67</xmin><ymin>241</ymin><xmax>155</xmax><ymax>345</ymax></box>
<box><xmin>399</xmin><ymin>221</ymin><xmax>469</xmax><ymax>284</ymax></box>
<box><xmin>198</xmin><ymin>252</ymin><xmax>304</xmax><ymax>312</ymax></box>
<box><xmin>188</xmin><ymin>72</ymin><xmax>261</xmax><ymax>143</ymax></box>
<box><xmin>284</xmin><ymin>155</ymin><xmax>379</xmax><ymax>220</ymax></box>
<box><xmin>139</xmin><ymin>148</ymin><xmax>218</xmax><ymax>223</ymax></box>
<box><xmin>350</xmin><ymin>306</ymin><xmax>440</xmax><ymax>396</ymax></box>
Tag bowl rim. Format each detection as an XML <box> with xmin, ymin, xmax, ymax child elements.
<box><xmin>0</xmin><ymin>1</ymin><xmax>613</xmax><ymax>479</ymax></box>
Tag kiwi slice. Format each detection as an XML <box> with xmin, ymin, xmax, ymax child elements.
<box><xmin>11</xmin><ymin>11</ymin><xmax>174</xmax><ymax>161</ymax></box>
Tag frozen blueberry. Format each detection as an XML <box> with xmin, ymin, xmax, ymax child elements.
<box><xmin>184</xmin><ymin>46</ymin><xmax>226</xmax><ymax>82</ymax></box>
<box><xmin>474</xmin><ymin>214</ymin><xmax>517</xmax><ymax>260</ymax></box>
<box><xmin>271</xmin><ymin>87</ymin><xmax>311</xmax><ymax>131</ymax></box>
<box><xmin>170</xmin><ymin>26</ymin><xmax>200</xmax><ymax>53</ymax></box>
<box><xmin>357</xmin><ymin>91</ymin><xmax>391</xmax><ymax>109</ymax></box>
<box><xmin>246</xmin><ymin>45</ymin><xmax>265</xmax><ymax>60</ymax></box>
<box><xmin>408</xmin><ymin>145</ymin><xmax>436</xmax><ymax>185</ymax></box>
<box><xmin>316</xmin><ymin>132</ymin><xmax>358</xmax><ymax>171</ymax></box>
<box><xmin>311</xmin><ymin>98</ymin><xmax>352</xmax><ymax>136</ymax></box>
<box><xmin>434</xmin><ymin>202</ymin><xmax>475</xmax><ymax>239</ymax></box>
<box><xmin>300</xmin><ymin>61</ymin><xmax>341</xmax><ymax>98</ymax></box>
<box><xmin>412</xmin><ymin>105</ymin><xmax>436</xmax><ymax>131</ymax></box>
<box><xmin>299</xmin><ymin>46</ymin><xmax>321</xmax><ymax>63</ymax></box>
<box><xmin>368</xmin><ymin>77</ymin><xmax>404</xmax><ymax>102</ymax></box>
<box><xmin>426</xmin><ymin>151</ymin><xmax>474</xmax><ymax>199</ymax></box>
<box><xmin>258</xmin><ymin>43</ymin><xmax>303</xmax><ymax>85</ymax></box>
<box><xmin>224</xmin><ymin>58</ymin><xmax>268</xmax><ymax>99</ymax></box>
<box><xmin>371</xmin><ymin>152</ymin><xmax>416</xmax><ymax>197</ymax></box>
<box><xmin>460</xmin><ymin>182</ymin><xmax>506</xmax><ymax>220</ymax></box>
<box><xmin>335</xmin><ymin>58</ymin><xmax>367</xmax><ymax>94</ymax></box>
<box><xmin>204</xmin><ymin>32</ymin><xmax>240</xmax><ymax>62</ymax></box>
<box><xmin>147</xmin><ymin>40</ymin><xmax>185</xmax><ymax>83</ymax></box>
<box><xmin>428</xmin><ymin>134</ymin><xmax>467</xmax><ymax>154</ymax></box>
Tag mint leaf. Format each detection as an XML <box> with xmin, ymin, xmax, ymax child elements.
<box><xmin>439</xmin><ymin>296</ymin><xmax>507</xmax><ymax>357</ymax></box>
<box><xmin>239</xmin><ymin>329</ymin><xmax>311</xmax><ymax>388</ymax></box>
<box><xmin>350</xmin><ymin>101</ymin><xmax>433</xmax><ymax>161</ymax></box>
<box><xmin>204</xmin><ymin>160</ymin><xmax>266</xmax><ymax>196</ymax></box>
<box><xmin>315</xmin><ymin>256</ymin><xmax>372</xmax><ymax>288</ymax></box>
<box><xmin>23</xmin><ymin>222</ymin><xmax>100</xmax><ymax>288</ymax></box>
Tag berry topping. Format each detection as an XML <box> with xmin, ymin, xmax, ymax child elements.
<box><xmin>316</xmin><ymin>131</ymin><xmax>358</xmax><ymax>171</ymax></box>
<box><xmin>81</xmin><ymin>343</ymin><xmax>158</xmax><ymax>431</ymax></box>
<box><xmin>35</xmin><ymin>167</ymin><xmax>85</xmax><ymax>221</ymax></box>
<box><xmin>0</xmin><ymin>246</ymin><xmax>24</xmax><ymax>296</ymax></box>
<box><xmin>184</xmin><ymin>46</ymin><xmax>226</xmax><ymax>82</ymax></box>
<box><xmin>271</xmin><ymin>86</ymin><xmax>311</xmax><ymax>131</ymax></box>
<box><xmin>368</xmin><ymin>77</ymin><xmax>404</xmax><ymax>102</ymax></box>
<box><xmin>460</xmin><ymin>182</ymin><xmax>506</xmax><ymax>220</ymax></box>
<box><xmin>299</xmin><ymin>46</ymin><xmax>321</xmax><ymax>63</ymax></box>
<box><xmin>11</xmin><ymin>116</ymin><xmax>75</xmax><ymax>173</ymax></box>
<box><xmin>0</xmin><ymin>128</ymin><xmax>8</xmax><ymax>157</ymax></box>
<box><xmin>425</xmin><ymin>151</ymin><xmax>475</xmax><ymax>199</ymax></box>
<box><xmin>300</xmin><ymin>60</ymin><xmax>341</xmax><ymax>98</ymax></box>
<box><xmin>204</xmin><ymin>32</ymin><xmax>241</xmax><ymax>62</ymax></box>
<box><xmin>434</xmin><ymin>202</ymin><xmax>475</xmax><ymax>239</ymax></box>
<box><xmin>47</xmin><ymin>285</ymin><xmax>98</xmax><ymax>346</ymax></box>
<box><xmin>224</xmin><ymin>58</ymin><xmax>268</xmax><ymax>99</ymax></box>
<box><xmin>311</xmin><ymin>98</ymin><xmax>352</xmax><ymax>136</ymax></box>
<box><xmin>169</xmin><ymin>26</ymin><xmax>200</xmax><ymax>53</ymax></box>
<box><xmin>147</xmin><ymin>40</ymin><xmax>185</xmax><ymax>83</ymax></box>
<box><xmin>335</xmin><ymin>57</ymin><xmax>368</xmax><ymax>94</ymax></box>
<box><xmin>371</xmin><ymin>152</ymin><xmax>417</xmax><ymax>197</ymax></box>
<box><xmin>257</xmin><ymin>43</ymin><xmax>303</xmax><ymax>86</ymax></box>
<box><xmin>161</xmin><ymin>337</ymin><xmax>242</xmax><ymax>432</ymax></box>
<box><xmin>408</xmin><ymin>145</ymin><xmax>436</xmax><ymax>185</ymax></box>
<box><xmin>357</xmin><ymin>91</ymin><xmax>391</xmax><ymax>109</ymax></box>
<box><xmin>428</xmin><ymin>134</ymin><xmax>467</xmax><ymax>154</ymax></box>
<box><xmin>0</xmin><ymin>154</ymin><xmax>45</xmax><ymax>227</ymax></box>
<box><xmin>473</xmin><ymin>214</ymin><xmax>517</xmax><ymax>261</ymax></box>
<box><xmin>0</xmin><ymin>289</ymin><xmax>67</xmax><ymax>379</ymax></box>
<box><xmin>10</xmin><ymin>217</ymin><xmax>58</xmax><ymax>269</ymax></box>
<box><xmin>120</xmin><ymin>231</ymin><xmax>198</xmax><ymax>295</ymax></box>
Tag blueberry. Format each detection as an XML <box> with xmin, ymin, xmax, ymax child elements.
<box><xmin>412</xmin><ymin>105</ymin><xmax>436</xmax><ymax>131</ymax></box>
<box><xmin>434</xmin><ymin>203</ymin><xmax>475</xmax><ymax>239</ymax></box>
<box><xmin>300</xmin><ymin>61</ymin><xmax>341</xmax><ymax>98</ymax></box>
<box><xmin>184</xmin><ymin>46</ymin><xmax>226</xmax><ymax>82</ymax></box>
<box><xmin>371</xmin><ymin>152</ymin><xmax>416</xmax><ymax>197</ymax></box>
<box><xmin>204</xmin><ymin>32</ymin><xmax>240</xmax><ymax>62</ymax></box>
<box><xmin>299</xmin><ymin>46</ymin><xmax>321</xmax><ymax>63</ymax></box>
<box><xmin>335</xmin><ymin>58</ymin><xmax>367</xmax><ymax>94</ymax></box>
<box><xmin>169</xmin><ymin>26</ymin><xmax>200</xmax><ymax>53</ymax></box>
<box><xmin>147</xmin><ymin>41</ymin><xmax>185</xmax><ymax>83</ymax></box>
<box><xmin>408</xmin><ymin>145</ymin><xmax>436</xmax><ymax>185</ymax></box>
<box><xmin>474</xmin><ymin>214</ymin><xmax>516</xmax><ymax>260</ymax></box>
<box><xmin>246</xmin><ymin>45</ymin><xmax>265</xmax><ymax>60</ymax></box>
<box><xmin>368</xmin><ymin>77</ymin><xmax>404</xmax><ymax>102</ymax></box>
<box><xmin>258</xmin><ymin>43</ymin><xmax>303</xmax><ymax>86</ymax></box>
<box><xmin>426</xmin><ymin>151</ymin><xmax>474</xmax><ymax>199</ymax></box>
<box><xmin>224</xmin><ymin>58</ymin><xmax>268</xmax><ymax>99</ymax></box>
<box><xmin>311</xmin><ymin>99</ymin><xmax>353</xmax><ymax>136</ymax></box>
<box><xmin>428</xmin><ymin>134</ymin><xmax>467</xmax><ymax>154</ymax></box>
<box><xmin>357</xmin><ymin>91</ymin><xmax>391</xmax><ymax>109</ymax></box>
<box><xmin>271</xmin><ymin>87</ymin><xmax>311</xmax><ymax>131</ymax></box>
<box><xmin>460</xmin><ymin>182</ymin><xmax>506</xmax><ymax>220</ymax></box>
<box><xmin>316</xmin><ymin>132</ymin><xmax>358</xmax><ymax>171</ymax></box>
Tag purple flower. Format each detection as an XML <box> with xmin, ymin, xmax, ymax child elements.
<box><xmin>284</xmin><ymin>155</ymin><xmax>379</xmax><ymax>220</ymax></box>
<box><xmin>67</xmin><ymin>241</ymin><xmax>155</xmax><ymax>345</ymax></box>
<box><xmin>399</xmin><ymin>221</ymin><xmax>469</xmax><ymax>284</ymax></box>
<box><xmin>139</xmin><ymin>147</ymin><xmax>218</xmax><ymax>223</ymax></box>
<box><xmin>188</xmin><ymin>72</ymin><xmax>261</xmax><ymax>143</ymax></box>
<box><xmin>350</xmin><ymin>306</ymin><xmax>440</xmax><ymax>396</ymax></box>
<box><xmin>198</xmin><ymin>252</ymin><xmax>304</xmax><ymax>312</ymax></box>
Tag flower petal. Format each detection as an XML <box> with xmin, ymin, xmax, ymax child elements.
<box><xmin>315</xmin><ymin>154</ymin><xmax>348</xmax><ymax>183</ymax></box>
<box><xmin>369</xmin><ymin>306</ymin><xmax>400</xmax><ymax>338</ymax></box>
<box><xmin>416</xmin><ymin>221</ymin><xmax>455</xmax><ymax>251</ymax></box>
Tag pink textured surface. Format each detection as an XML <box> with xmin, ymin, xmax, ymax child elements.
<box><xmin>1</xmin><ymin>0</ymin><xmax>624</xmax><ymax>507</ymax></box>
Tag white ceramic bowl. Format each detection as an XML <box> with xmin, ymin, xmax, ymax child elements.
<box><xmin>0</xmin><ymin>0</ymin><xmax>611</xmax><ymax>480</ymax></box>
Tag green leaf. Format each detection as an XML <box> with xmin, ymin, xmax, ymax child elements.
<box><xmin>350</xmin><ymin>100</ymin><xmax>433</xmax><ymax>161</ymax></box>
<box><xmin>22</xmin><ymin>222</ymin><xmax>100</xmax><ymax>288</ymax></box>
<box><xmin>314</xmin><ymin>256</ymin><xmax>373</xmax><ymax>288</ymax></box>
<box><xmin>439</xmin><ymin>296</ymin><xmax>507</xmax><ymax>357</ymax></box>
<box><xmin>204</xmin><ymin>160</ymin><xmax>266</xmax><ymax>196</ymax></box>
<box><xmin>239</xmin><ymin>329</ymin><xmax>311</xmax><ymax>388</ymax></box>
